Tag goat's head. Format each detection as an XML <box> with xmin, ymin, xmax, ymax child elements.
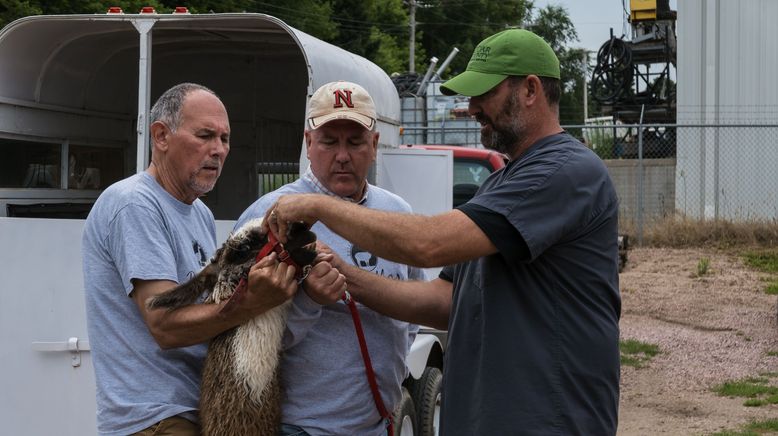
<box><xmin>147</xmin><ymin>219</ymin><xmax>318</xmax><ymax>310</ymax></box>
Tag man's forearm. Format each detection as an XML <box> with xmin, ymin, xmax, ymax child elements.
<box><xmin>311</xmin><ymin>196</ymin><xmax>446</xmax><ymax>268</ymax></box>
<box><xmin>269</xmin><ymin>194</ymin><xmax>496</xmax><ymax>268</ymax></box>
<box><xmin>145</xmin><ymin>299</ymin><xmax>253</xmax><ymax>349</ymax></box>
<box><xmin>341</xmin><ymin>263</ymin><xmax>451</xmax><ymax>330</ymax></box>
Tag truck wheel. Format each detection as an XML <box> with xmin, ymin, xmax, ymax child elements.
<box><xmin>408</xmin><ymin>367</ymin><xmax>442</xmax><ymax>436</ymax></box>
<box><xmin>393</xmin><ymin>387</ymin><xmax>416</xmax><ymax>436</ymax></box>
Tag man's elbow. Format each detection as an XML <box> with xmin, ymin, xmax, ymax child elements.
<box><xmin>145</xmin><ymin>317</ymin><xmax>190</xmax><ymax>349</ymax></box>
<box><xmin>408</xmin><ymin>239</ymin><xmax>450</xmax><ymax>268</ymax></box>
<box><xmin>148</xmin><ymin>326</ymin><xmax>179</xmax><ymax>350</ymax></box>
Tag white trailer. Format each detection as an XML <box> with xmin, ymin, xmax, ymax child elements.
<box><xmin>0</xmin><ymin>11</ymin><xmax>446</xmax><ymax>436</ymax></box>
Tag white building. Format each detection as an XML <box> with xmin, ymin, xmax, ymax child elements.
<box><xmin>676</xmin><ymin>0</ymin><xmax>778</xmax><ymax>219</ymax></box>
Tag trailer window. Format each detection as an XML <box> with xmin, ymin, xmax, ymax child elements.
<box><xmin>0</xmin><ymin>139</ymin><xmax>61</xmax><ymax>188</ymax></box>
<box><xmin>68</xmin><ymin>145</ymin><xmax>124</xmax><ymax>190</ymax></box>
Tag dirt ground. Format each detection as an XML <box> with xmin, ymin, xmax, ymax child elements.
<box><xmin>618</xmin><ymin>247</ymin><xmax>778</xmax><ymax>435</ymax></box>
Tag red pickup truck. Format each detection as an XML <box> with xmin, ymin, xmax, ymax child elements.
<box><xmin>404</xmin><ymin>144</ymin><xmax>508</xmax><ymax>207</ymax></box>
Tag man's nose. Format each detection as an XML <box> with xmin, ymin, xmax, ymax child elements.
<box><xmin>468</xmin><ymin>97</ymin><xmax>480</xmax><ymax>117</ymax></box>
<box><xmin>212</xmin><ymin>138</ymin><xmax>229</xmax><ymax>158</ymax></box>
<box><xmin>334</xmin><ymin>143</ymin><xmax>350</xmax><ymax>162</ymax></box>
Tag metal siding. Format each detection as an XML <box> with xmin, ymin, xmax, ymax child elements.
<box><xmin>0</xmin><ymin>218</ymin><xmax>97</xmax><ymax>436</ymax></box>
<box><xmin>676</xmin><ymin>0</ymin><xmax>778</xmax><ymax>219</ymax></box>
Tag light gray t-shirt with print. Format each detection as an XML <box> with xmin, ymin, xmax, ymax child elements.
<box><xmin>82</xmin><ymin>171</ymin><xmax>215</xmax><ymax>436</ymax></box>
<box><xmin>235</xmin><ymin>171</ymin><xmax>424</xmax><ymax>436</ymax></box>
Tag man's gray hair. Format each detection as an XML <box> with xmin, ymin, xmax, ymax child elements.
<box><xmin>149</xmin><ymin>83</ymin><xmax>218</xmax><ymax>132</ymax></box>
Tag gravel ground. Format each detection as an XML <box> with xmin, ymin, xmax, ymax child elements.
<box><xmin>618</xmin><ymin>247</ymin><xmax>778</xmax><ymax>435</ymax></box>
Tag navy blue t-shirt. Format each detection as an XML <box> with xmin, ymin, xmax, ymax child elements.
<box><xmin>439</xmin><ymin>133</ymin><xmax>621</xmax><ymax>435</ymax></box>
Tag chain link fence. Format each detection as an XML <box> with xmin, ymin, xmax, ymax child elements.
<box><xmin>401</xmin><ymin>123</ymin><xmax>778</xmax><ymax>243</ymax></box>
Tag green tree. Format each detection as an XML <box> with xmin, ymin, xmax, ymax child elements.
<box><xmin>414</xmin><ymin>1</ymin><xmax>587</xmax><ymax>124</ymax></box>
<box><xmin>415</xmin><ymin>0</ymin><xmax>533</xmax><ymax>76</ymax></box>
<box><xmin>527</xmin><ymin>4</ymin><xmax>586</xmax><ymax>125</ymax></box>
<box><xmin>238</xmin><ymin>0</ymin><xmax>338</xmax><ymax>41</ymax></box>
<box><xmin>248</xmin><ymin>0</ymin><xmax>409</xmax><ymax>73</ymax></box>
<box><xmin>326</xmin><ymin>0</ymin><xmax>409</xmax><ymax>74</ymax></box>
<box><xmin>0</xmin><ymin>0</ymin><xmax>41</xmax><ymax>29</ymax></box>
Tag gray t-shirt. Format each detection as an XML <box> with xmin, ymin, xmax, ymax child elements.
<box><xmin>82</xmin><ymin>171</ymin><xmax>216</xmax><ymax>436</ymax></box>
<box><xmin>235</xmin><ymin>173</ymin><xmax>424</xmax><ymax>436</ymax></box>
<box><xmin>440</xmin><ymin>133</ymin><xmax>621</xmax><ymax>435</ymax></box>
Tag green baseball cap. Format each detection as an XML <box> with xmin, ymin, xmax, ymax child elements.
<box><xmin>440</xmin><ymin>28</ymin><xmax>560</xmax><ymax>96</ymax></box>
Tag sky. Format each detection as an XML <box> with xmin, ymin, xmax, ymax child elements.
<box><xmin>533</xmin><ymin>0</ymin><xmax>678</xmax><ymax>55</ymax></box>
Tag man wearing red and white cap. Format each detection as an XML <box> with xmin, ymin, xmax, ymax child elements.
<box><xmin>235</xmin><ymin>81</ymin><xmax>424</xmax><ymax>436</ymax></box>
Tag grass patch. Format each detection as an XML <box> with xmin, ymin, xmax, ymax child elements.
<box><xmin>697</xmin><ymin>257</ymin><xmax>711</xmax><ymax>276</ymax></box>
<box><xmin>713</xmin><ymin>419</ymin><xmax>778</xmax><ymax>436</ymax></box>
<box><xmin>620</xmin><ymin>215</ymin><xmax>778</xmax><ymax>248</ymax></box>
<box><xmin>742</xmin><ymin>398</ymin><xmax>766</xmax><ymax>407</ymax></box>
<box><xmin>712</xmin><ymin>375</ymin><xmax>778</xmax><ymax>407</ymax></box>
<box><xmin>743</xmin><ymin>250</ymin><xmax>778</xmax><ymax>294</ymax></box>
<box><xmin>746</xmin><ymin>419</ymin><xmax>778</xmax><ymax>432</ymax></box>
<box><xmin>619</xmin><ymin>339</ymin><xmax>660</xmax><ymax>368</ymax></box>
<box><xmin>743</xmin><ymin>251</ymin><xmax>778</xmax><ymax>273</ymax></box>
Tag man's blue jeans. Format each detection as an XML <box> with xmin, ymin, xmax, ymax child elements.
<box><xmin>278</xmin><ymin>423</ymin><xmax>310</xmax><ymax>436</ymax></box>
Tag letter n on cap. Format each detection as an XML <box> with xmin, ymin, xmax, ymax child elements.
<box><xmin>333</xmin><ymin>90</ymin><xmax>354</xmax><ymax>108</ymax></box>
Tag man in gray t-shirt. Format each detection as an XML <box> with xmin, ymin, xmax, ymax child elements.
<box><xmin>82</xmin><ymin>83</ymin><xmax>327</xmax><ymax>436</ymax></box>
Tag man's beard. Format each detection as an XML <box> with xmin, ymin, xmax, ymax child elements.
<box><xmin>188</xmin><ymin>177</ymin><xmax>216</xmax><ymax>196</ymax></box>
<box><xmin>188</xmin><ymin>163</ymin><xmax>220</xmax><ymax>196</ymax></box>
<box><xmin>480</xmin><ymin>92</ymin><xmax>525</xmax><ymax>156</ymax></box>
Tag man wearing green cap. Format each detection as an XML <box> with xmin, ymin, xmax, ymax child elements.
<box><xmin>263</xmin><ymin>28</ymin><xmax>620</xmax><ymax>435</ymax></box>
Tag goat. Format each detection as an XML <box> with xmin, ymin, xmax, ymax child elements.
<box><xmin>148</xmin><ymin>218</ymin><xmax>317</xmax><ymax>435</ymax></box>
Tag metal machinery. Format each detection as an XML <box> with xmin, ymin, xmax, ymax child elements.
<box><xmin>590</xmin><ymin>0</ymin><xmax>677</xmax><ymax>158</ymax></box>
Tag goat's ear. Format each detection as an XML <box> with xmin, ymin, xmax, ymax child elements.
<box><xmin>147</xmin><ymin>263</ymin><xmax>219</xmax><ymax>311</ymax></box>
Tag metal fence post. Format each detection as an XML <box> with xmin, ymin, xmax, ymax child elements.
<box><xmin>637</xmin><ymin>105</ymin><xmax>645</xmax><ymax>245</ymax></box>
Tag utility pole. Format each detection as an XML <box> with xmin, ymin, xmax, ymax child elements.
<box><xmin>583</xmin><ymin>51</ymin><xmax>589</xmax><ymax>121</ymax></box>
<box><xmin>409</xmin><ymin>0</ymin><xmax>416</xmax><ymax>72</ymax></box>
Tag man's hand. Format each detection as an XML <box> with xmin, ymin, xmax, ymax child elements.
<box><xmin>301</xmin><ymin>250</ymin><xmax>347</xmax><ymax>305</ymax></box>
<box><xmin>315</xmin><ymin>240</ymin><xmax>347</xmax><ymax>271</ymax></box>
<box><xmin>264</xmin><ymin>194</ymin><xmax>327</xmax><ymax>243</ymax></box>
<box><xmin>243</xmin><ymin>252</ymin><xmax>298</xmax><ymax>313</ymax></box>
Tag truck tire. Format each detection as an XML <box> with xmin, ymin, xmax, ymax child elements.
<box><xmin>393</xmin><ymin>387</ymin><xmax>416</xmax><ymax>436</ymax></box>
<box><xmin>408</xmin><ymin>367</ymin><xmax>442</xmax><ymax>436</ymax></box>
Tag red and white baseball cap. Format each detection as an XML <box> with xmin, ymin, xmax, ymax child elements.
<box><xmin>307</xmin><ymin>81</ymin><xmax>376</xmax><ymax>130</ymax></box>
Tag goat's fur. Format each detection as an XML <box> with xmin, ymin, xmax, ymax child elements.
<box><xmin>148</xmin><ymin>218</ymin><xmax>317</xmax><ymax>435</ymax></box>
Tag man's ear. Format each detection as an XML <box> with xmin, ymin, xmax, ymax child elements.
<box><xmin>150</xmin><ymin>121</ymin><xmax>170</xmax><ymax>152</ymax></box>
<box><xmin>523</xmin><ymin>75</ymin><xmax>542</xmax><ymax>106</ymax></box>
<box><xmin>304</xmin><ymin>130</ymin><xmax>313</xmax><ymax>158</ymax></box>
<box><xmin>371</xmin><ymin>131</ymin><xmax>379</xmax><ymax>161</ymax></box>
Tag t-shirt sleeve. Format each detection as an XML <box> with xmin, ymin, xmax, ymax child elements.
<box><xmin>468</xmin><ymin>147</ymin><xmax>601</xmax><ymax>261</ymax></box>
<box><xmin>439</xmin><ymin>265</ymin><xmax>454</xmax><ymax>282</ymax></box>
<box><xmin>107</xmin><ymin>204</ymin><xmax>179</xmax><ymax>295</ymax></box>
<box><xmin>457</xmin><ymin>202</ymin><xmax>530</xmax><ymax>263</ymax></box>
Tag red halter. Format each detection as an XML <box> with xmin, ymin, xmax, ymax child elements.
<box><xmin>218</xmin><ymin>232</ymin><xmax>310</xmax><ymax>315</ymax></box>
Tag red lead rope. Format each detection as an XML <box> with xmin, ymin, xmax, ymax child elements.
<box><xmin>342</xmin><ymin>291</ymin><xmax>394</xmax><ymax>434</ymax></box>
